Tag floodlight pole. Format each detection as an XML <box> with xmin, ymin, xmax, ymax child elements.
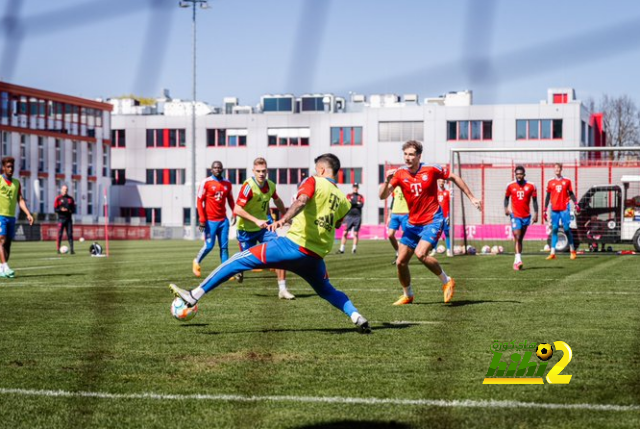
<box><xmin>180</xmin><ymin>0</ymin><xmax>209</xmax><ymax>240</ymax></box>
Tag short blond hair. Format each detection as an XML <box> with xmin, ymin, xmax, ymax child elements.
<box><xmin>253</xmin><ymin>157</ymin><xmax>267</xmax><ymax>167</ymax></box>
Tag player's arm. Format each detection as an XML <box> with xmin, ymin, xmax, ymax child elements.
<box><xmin>532</xmin><ymin>196</ymin><xmax>539</xmax><ymax>223</ymax></box>
<box><xmin>447</xmin><ymin>172</ymin><xmax>482</xmax><ymax>211</ymax></box>
<box><xmin>233</xmin><ymin>205</ymin><xmax>268</xmax><ymax>229</ymax></box>
<box><xmin>18</xmin><ymin>188</ymin><xmax>34</xmax><ymax>226</ymax></box>
<box><xmin>543</xmin><ymin>192</ymin><xmax>551</xmax><ymax>222</ymax></box>
<box><xmin>196</xmin><ymin>182</ymin><xmax>207</xmax><ymax>230</ymax></box>
<box><xmin>379</xmin><ymin>169</ymin><xmax>397</xmax><ymax>199</ymax></box>
<box><xmin>504</xmin><ymin>195</ymin><xmax>511</xmax><ymax>217</ymax></box>
<box><xmin>226</xmin><ymin>187</ymin><xmax>236</xmax><ymax>225</ymax></box>
<box><xmin>273</xmin><ymin>196</ymin><xmax>287</xmax><ymax>218</ymax></box>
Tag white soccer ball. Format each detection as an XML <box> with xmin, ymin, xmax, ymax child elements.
<box><xmin>481</xmin><ymin>245</ymin><xmax>491</xmax><ymax>254</ymax></box>
<box><xmin>59</xmin><ymin>245</ymin><xmax>69</xmax><ymax>254</ymax></box>
<box><xmin>79</xmin><ymin>237</ymin><xmax>85</xmax><ymax>243</ymax></box>
<box><xmin>454</xmin><ymin>245</ymin><xmax>464</xmax><ymax>255</ymax></box>
<box><xmin>171</xmin><ymin>297</ymin><xmax>199</xmax><ymax>322</ymax></box>
<box><xmin>543</xmin><ymin>244</ymin><xmax>551</xmax><ymax>252</ymax></box>
<box><xmin>497</xmin><ymin>246</ymin><xmax>504</xmax><ymax>254</ymax></box>
<box><xmin>491</xmin><ymin>245</ymin><xmax>499</xmax><ymax>254</ymax></box>
<box><xmin>437</xmin><ymin>245</ymin><xmax>446</xmax><ymax>254</ymax></box>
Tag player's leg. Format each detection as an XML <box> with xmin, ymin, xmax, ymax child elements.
<box><xmin>511</xmin><ymin>216</ymin><xmax>523</xmax><ymax>270</ymax></box>
<box><xmin>387</xmin><ymin>214</ymin><xmax>400</xmax><ymax>264</ymax></box>
<box><xmin>194</xmin><ymin>221</ymin><xmax>218</xmax><ymax>276</ymax></box>
<box><xmin>259</xmin><ymin>229</ymin><xmax>294</xmax><ymax>299</ymax></box>
<box><xmin>234</xmin><ymin>230</ymin><xmax>259</xmax><ymax>284</ymax></box>
<box><xmin>66</xmin><ymin>220</ymin><xmax>75</xmax><ymax>254</ymax></box>
<box><xmin>393</xmin><ymin>222</ymin><xmax>421</xmax><ymax>305</ymax></box>
<box><xmin>286</xmin><ymin>252</ymin><xmax>370</xmax><ymax>333</ymax></box>
<box><xmin>444</xmin><ymin>218</ymin><xmax>452</xmax><ymax>257</ymax></box>
<box><xmin>561</xmin><ymin>209</ymin><xmax>576</xmax><ymax>258</ymax></box>
<box><xmin>338</xmin><ymin>221</ymin><xmax>350</xmax><ymax>253</ymax></box>
<box><xmin>351</xmin><ymin>224</ymin><xmax>359</xmax><ymax>254</ymax></box>
<box><xmin>413</xmin><ymin>217</ymin><xmax>454</xmax><ymax>303</ymax></box>
<box><xmin>548</xmin><ymin>210</ymin><xmax>560</xmax><ymax>259</ymax></box>
<box><xmin>217</xmin><ymin>218</ymin><xmax>230</xmax><ymax>263</ymax></box>
<box><xmin>56</xmin><ymin>221</ymin><xmax>64</xmax><ymax>253</ymax></box>
<box><xmin>0</xmin><ymin>233</ymin><xmax>7</xmax><ymax>278</ymax></box>
<box><xmin>2</xmin><ymin>219</ymin><xmax>16</xmax><ymax>277</ymax></box>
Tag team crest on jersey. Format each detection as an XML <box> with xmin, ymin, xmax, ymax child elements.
<box><xmin>422</xmin><ymin>174</ymin><xmax>428</xmax><ymax>182</ymax></box>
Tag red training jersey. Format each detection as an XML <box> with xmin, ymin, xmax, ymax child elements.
<box><xmin>546</xmin><ymin>177</ymin><xmax>573</xmax><ymax>211</ymax></box>
<box><xmin>390</xmin><ymin>164</ymin><xmax>449</xmax><ymax>226</ymax></box>
<box><xmin>505</xmin><ymin>181</ymin><xmax>537</xmax><ymax>218</ymax></box>
<box><xmin>197</xmin><ymin>176</ymin><xmax>234</xmax><ymax>223</ymax></box>
<box><xmin>437</xmin><ymin>188</ymin><xmax>450</xmax><ymax>219</ymax></box>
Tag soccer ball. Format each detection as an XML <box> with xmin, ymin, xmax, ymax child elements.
<box><xmin>59</xmin><ymin>245</ymin><xmax>69</xmax><ymax>254</ymax></box>
<box><xmin>491</xmin><ymin>245</ymin><xmax>499</xmax><ymax>254</ymax></box>
<box><xmin>536</xmin><ymin>343</ymin><xmax>554</xmax><ymax>361</ymax></box>
<box><xmin>437</xmin><ymin>245</ymin><xmax>446</xmax><ymax>254</ymax></box>
<box><xmin>79</xmin><ymin>237</ymin><xmax>85</xmax><ymax>243</ymax></box>
<box><xmin>171</xmin><ymin>297</ymin><xmax>199</xmax><ymax>322</ymax></box>
<box><xmin>453</xmin><ymin>245</ymin><xmax>464</xmax><ymax>255</ymax></box>
<box><xmin>481</xmin><ymin>245</ymin><xmax>491</xmax><ymax>254</ymax></box>
<box><xmin>497</xmin><ymin>246</ymin><xmax>504</xmax><ymax>254</ymax></box>
<box><xmin>466</xmin><ymin>245</ymin><xmax>477</xmax><ymax>255</ymax></box>
<box><xmin>543</xmin><ymin>244</ymin><xmax>551</xmax><ymax>252</ymax></box>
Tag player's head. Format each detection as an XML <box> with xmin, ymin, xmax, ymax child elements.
<box><xmin>515</xmin><ymin>165</ymin><xmax>526</xmax><ymax>181</ymax></box>
<box><xmin>252</xmin><ymin>157</ymin><xmax>267</xmax><ymax>183</ymax></box>
<box><xmin>314</xmin><ymin>153</ymin><xmax>341</xmax><ymax>179</ymax></box>
<box><xmin>554</xmin><ymin>163</ymin><xmax>563</xmax><ymax>176</ymax></box>
<box><xmin>211</xmin><ymin>161</ymin><xmax>223</xmax><ymax>178</ymax></box>
<box><xmin>61</xmin><ymin>184</ymin><xmax>68</xmax><ymax>195</ymax></box>
<box><xmin>402</xmin><ymin>140</ymin><xmax>422</xmax><ymax>168</ymax></box>
<box><xmin>352</xmin><ymin>183</ymin><xmax>359</xmax><ymax>192</ymax></box>
<box><xmin>437</xmin><ymin>178</ymin><xmax>445</xmax><ymax>189</ymax></box>
<box><xmin>1</xmin><ymin>156</ymin><xmax>15</xmax><ymax>177</ymax></box>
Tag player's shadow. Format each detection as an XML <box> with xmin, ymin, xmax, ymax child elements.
<box><xmin>190</xmin><ymin>323</ymin><xmax>413</xmax><ymax>335</ymax></box>
<box><xmin>23</xmin><ymin>273</ymin><xmax>84</xmax><ymax>278</ymax></box>
<box><xmin>520</xmin><ymin>266</ymin><xmax>564</xmax><ymax>270</ymax></box>
<box><xmin>252</xmin><ymin>293</ymin><xmax>316</xmax><ymax>299</ymax></box>
<box><xmin>291</xmin><ymin>421</ymin><xmax>412</xmax><ymax>429</ymax></box>
<box><xmin>415</xmin><ymin>299</ymin><xmax>521</xmax><ymax>307</ymax></box>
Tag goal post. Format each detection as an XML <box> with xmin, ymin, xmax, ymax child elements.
<box><xmin>449</xmin><ymin>147</ymin><xmax>640</xmax><ymax>255</ymax></box>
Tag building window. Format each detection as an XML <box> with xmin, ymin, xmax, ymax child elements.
<box><xmin>262</xmin><ymin>96</ymin><xmax>294</xmax><ymax>112</ymax></box>
<box><xmin>38</xmin><ymin>178</ymin><xmax>47</xmax><ymax>214</ymax></box>
<box><xmin>146</xmin><ymin>129</ymin><xmax>186</xmax><ymax>148</ymax></box>
<box><xmin>55</xmin><ymin>139</ymin><xmax>64</xmax><ymax>174</ymax></box>
<box><xmin>206</xmin><ymin>129</ymin><xmax>247</xmax><ymax>147</ymax></box>
<box><xmin>267</xmin><ymin>168</ymin><xmax>309</xmax><ymax>185</ymax></box>
<box><xmin>72</xmin><ymin>141</ymin><xmax>79</xmax><ymax>175</ymax></box>
<box><xmin>111</xmin><ymin>129</ymin><xmax>126</xmax><ymax>148</ymax></box>
<box><xmin>120</xmin><ymin>207</ymin><xmax>161</xmax><ymax>224</ymax></box>
<box><xmin>87</xmin><ymin>182</ymin><xmax>93</xmax><ymax>215</ymax></box>
<box><xmin>37</xmin><ymin>136</ymin><xmax>46</xmax><ymax>172</ymax></box>
<box><xmin>183</xmin><ymin>208</ymin><xmax>191</xmax><ymax>226</ymax></box>
<box><xmin>446</xmin><ymin>121</ymin><xmax>492</xmax><ymax>141</ymax></box>
<box><xmin>72</xmin><ymin>180</ymin><xmax>80</xmax><ymax>214</ymax></box>
<box><xmin>378</xmin><ymin>121</ymin><xmax>423</xmax><ymax>142</ymax></box>
<box><xmin>102</xmin><ymin>144</ymin><xmax>109</xmax><ymax>177</ymax></box>
<box><xmin>1</xmin><ymin>131</ymin><xmax>9</xmax><ymax>156</ymax></box>
<box><xmin>21</xmin><ymin>177</ymin><xmax>29</xmax><ymax>204</ymax></box>
<box><xmin>146</xmin><ymin>169</ymin><xmax>186</xmax><ymax>185</ymax></box>
<box><xmin>553</xmin><ymin>93</ymin><xmax>568</xmax><ymax>104</ymax></box>
<box><xmin>330</xmin><ymin>127</ymin><xmax>363</xmax><ymax>146</ymax></box>
<box><xmin>87</xmin><ymin>143</ymin><xmax>94</xmax><ymax>176</ymax></box>
<box><xmin>19</xmin><ymin>134</ymin><xmax>29</xmax><ymax>171</ymax></box>
<box><xmin>267</xmin><ymin>128</ymin><xmax>310</xmax><ymax>147</ymax></box>
<box><xmin>337</xmin><ymin>168</ymin><xmax>363</xmax><ymax>184</ymax></box>
<box><xmin>112</xmin><ymin>169</ymin><xmax>126</xmax><ymax>185</ymax></box>
<box><xmin>301</xmin><ymin>96</ymin><xmax>325</xmax><ymax>112</ymax></box>
<box><xmin>516</xmin><ymin>119</ymin><xmax>563</xmax><ymax>140</ymax></box>
<box><xmin>225</xmin><ymin>168</ymin><xmax>246</xmax><ymax>185</ymax></box>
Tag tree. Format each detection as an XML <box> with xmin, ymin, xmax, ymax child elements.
<box><xmin>599</xmin><ymin>94</ymin><xmax>640</xmax><ymax>160</ymax></box>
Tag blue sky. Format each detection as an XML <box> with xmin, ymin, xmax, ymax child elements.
<box><xmin>3</xmin><ymin>0</ymin><xmax>640</xmax><ymax>108</ymax></box>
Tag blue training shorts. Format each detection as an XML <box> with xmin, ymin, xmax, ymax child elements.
<box><xmin>400</xmin><ymin>212</ymin><xmax>445</xmax><ymax>249</ymax></box>
<box><xmin>510</xmin><ymin>215</ymin><xmax>532</xmax><ymax>231</ymax></box>
<box><xmin>0</xmin><ymin>216</ymin><xmax>16</xmax><ymax>239</ymax></box>
<box><xmin>388</xmin><ymin>213</ymin><xmax>409</xmax><ymax>231</ymax></box>
<box><xmin>237</xmin><ymin>228</ymin><xmax>279</xmax><ymax>251</ymax></box>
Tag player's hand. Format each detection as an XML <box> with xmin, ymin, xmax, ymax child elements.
<box><xmin>543</xmin><ymin>212</ymin><xmax>549</xmax><ymax>223</ymax></box>
<box><xmin>385</xmin><ymin>169</ymin><xmax>397</xmax><ymax>182</ymax></box>
<box><xmin>445</xmin><ymin>217</ymin><xmax>450</xmax><ymax>226</ymax></box>
<box><xmin>471</xmin><ymin>198</ymin><xmax>482</xmax><ymax>211</ymax></box>
<box><xmin>198</xmin><ymin>222</ymin><xmax>206</xmax><ymax>232</ymax></box>
<box><xmin>505</xmin><ymin>208</ymin><xmax>511</xmax><ymax>217</ymax></box>
<box><xmin>61</xmin><ymin>207</ymin><xmax>68</xmax><ymax>212</ymax></box>
<box><xmin>230</xmin><ymin>216</ymin><xmax>237</xmax><ymax>226</ymax></box>
<box><xmin>532</xmin><ymin>213</ymin><xmax>539</xmax><ymax>223</ymax></box>
<box><xmin>27</xmin><ymin>214</ymin><xmax>34</xmax><ymax>225</ymax></box>
<box><xmin>268</xmin><ymin>220</ymin><xmax>285</xmax><ymax>232</ymax></box>
<box><xmin>575</xmin><ymin>204</ymin><xmax>581</xmax><ymax>214</ymax></box>
<box><xmin>257</xmin><ymin>220</ymin><xmax>269</xmax><ymax>229</ymax></box>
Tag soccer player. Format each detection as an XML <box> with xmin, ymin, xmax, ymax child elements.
<box><xmin>234</xmin><ymin>157</ymin><xmax>295</xmax><ymax>300</ymax></box>
<box><xmin>193</xmin><ymin>161</ymin><xmax>236</xmax><ymax>277</ymax></box>
<box><xmin>378</xmin><ymin>141</ymin><xmax>481</xmax><ymax>305</ymax></box>
<box><xmin>387</xmin><ymin>186</ymin><xmax>409</xmax><ymax>264</ymax></box>
<box><xmin>437</xmin><ymin>179</ymin><xmax>452</xmax><ymax>257</ymax></box>
<box><xmin>0</xmin><ymin>157</ymin><xmax>34</xmax><ymax>278</ymax></box>
<box><xmin>337</xmin><ymin>183</ymin><xmax>364</xmax><ymax>254</ymax></box>
<box><xmin>54</xmin><ymin>184</ymin><xmax>76</xmax><ymax>254</ymax></box>
<box><xmin>170</xmin><ymin>153</ymin><xmax>371</xmax><ymax>334</ymax></box>
<box><xmin>504</xmin><ymin>166</ymin><xmax>538</xmax><ymax>270</ymax></box>
<box><xmin>545</xmin><ymin>163</ymin><xmax>579</xmax><ymax>260</ymax></box>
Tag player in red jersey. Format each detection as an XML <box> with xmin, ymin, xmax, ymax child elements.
<box><xmin>504</xmin><ymin>166</ymin><xmax>538</xmax><ymax>270</ymax></box>
<box><xmin>545</xmin><ymin>163</ymin><xmax>579</xmax><ymax>260</ymax></box>
<box><xmin>193</xmin><ymin>161</ymin><xmax>236</xmax><ymax>277</ymax></box>
<box><xmin>436</xmin><ymin>179</ymin><xmax>452</xmax><ymax>257</ymax></box>
<box><xmin>379</xmin><ymin>140</ymin><xmax>482</xmax><ymax>305</ymax></box>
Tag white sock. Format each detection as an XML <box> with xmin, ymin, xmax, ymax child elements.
<box><xmin>278</xmin><ymin>280</ymin><xmax>287</xmax><ymax>291</ymax></box>
<box><xmin>438</xmin><ymin>270</ymin><xmax>451</xmax><ymax>285</ymax></box>
<box><xmin>395</xmin><ymin>251</ymin><xmax>399</xmax><ymax>257</ymax></box>
<box><xmin>550</xmin><ymin>249</ymin><xmax>556</xmax><ymax>255</ymax></box>
<box><xmin>569</xmin><ymin>245</ymin><xmax>575</xmax><ymax>252</ymax></box>
<box><xmin>191</xmin><ymin>287</ymin><xmax>205</xmax><ymax>301</ymax></box>
<box><xmin>515</xmin><ymin>253</ymin><xmax>522</xmax><ymax>263</ymax></box>
<box><xmin>350</xmin><ymin>312</ymin><xmax>362</xmax><ymax>323</ymax></box>
<box><xmin>339</xmin><ymin>244</ymin><xmax>345</xmax><ymax>252</ymax></box>
<box><xmin>404</xmin><ymin>285</ymin><xmax>414</xmax><ymax>297</ymax></box>
<box><xmin>0</xmin><ymin>263</ymin><xmax>6</xmax><ymax>270</ymax></box>
<box><xmin>352</xmin><ymin>245</ymin><xmax>357</xmax><ymax>251</ymax></box>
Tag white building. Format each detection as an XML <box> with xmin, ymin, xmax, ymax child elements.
<box><xmin>0</xmin><ymin>81</ymin><xmax>112</xmax><ymax>222</ymax></box>
<box><xmin>110</xmin><ymin>88</ymin><xmax>601</xmax><ymax>226</ymax></box>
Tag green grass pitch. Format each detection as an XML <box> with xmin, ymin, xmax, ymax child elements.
<box><xmin>1</xmin><ymin>240</ymin><xmax>639</xmax><ymax>428</ymax></box>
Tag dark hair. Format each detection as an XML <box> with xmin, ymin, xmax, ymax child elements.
<box><xmin>554</xmin><ymin>162</ymin><xmax>563</xmax><ymax>169</ymax></box>
<box><xmin>314</xmin><ymin>153</ymin><xmax>341</xmax><ymax>173</ymax></box>
<box><xmin>1</xmin><ymin>156</ymin><xmax>15</xmax><ymax>166</ymax></box>
<box><xmin>211</xmin><ymin>160</ymin><xmax>223</xmax><ymax>169</ymax></box>
<box><xmin>515</xmin><ymin>165</ymin><xmax>525</xmax><ymax>173</ymax></box>
<box><xmin>402</xmin><ymin>140</ymin><xmax>423</xmax><ymax>155</ymax></box>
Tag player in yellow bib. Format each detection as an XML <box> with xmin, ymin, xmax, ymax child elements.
<box><xmin>171</xmin><ymin>154</ymin><xmax>371</xmax><ymax>333</ymax></box>
<box><xmin>233</xmin><ymin>157</ymin><xmax>294</xmax><ymax>299</ymax></box>
<box><xmin>387</xmin><ymin>185</ymin><xmax>409</xmax><ymax>264</ymax></box>
<box><xmin>0</xmin><ymin>157</ymin><xmax>34</xmax><ymax>278</ymax></box>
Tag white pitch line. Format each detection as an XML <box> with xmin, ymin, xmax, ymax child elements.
<box><xmin>0</xmin><ymin>388</ymin><xmax>638</xmax><ymax>412</ymax></box>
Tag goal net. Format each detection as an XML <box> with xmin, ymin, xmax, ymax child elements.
<box><xmin>449</xmin><ymin>147</ymin><xmax>640</xmax><ymax>255</ymax></box>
